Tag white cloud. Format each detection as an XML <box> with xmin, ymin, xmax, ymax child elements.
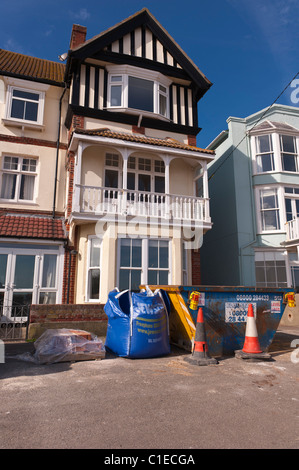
<box><xmin>69</xmin><ymin>8</ymin><xmax>90</xmax><ymax>22</ymax></box>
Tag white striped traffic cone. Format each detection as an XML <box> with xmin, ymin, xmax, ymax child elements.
<box><xmin>235</xmin><ymin>303</ymin><xmax>271</xmax><ymax>361</ymax></box>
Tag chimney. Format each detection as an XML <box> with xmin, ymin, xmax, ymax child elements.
<box><xmin>69</xmin><ymin>24</ymin><xmax>87</xmax><ymax>49</ymax></box>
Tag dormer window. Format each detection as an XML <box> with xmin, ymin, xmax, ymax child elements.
<box><xmin>107</xmin><ymin>64</ymin><xmax>170</xmax><ymax>119</ymax></box>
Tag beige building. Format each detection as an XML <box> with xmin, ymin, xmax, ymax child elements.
<box><xmin>0</xmin><ymin>8</ymin><xmax>214</xmax><ymax>318</ymax></box>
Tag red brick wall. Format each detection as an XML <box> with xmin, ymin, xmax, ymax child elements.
<box><xmin>188</xmin><ymin>135</ymin><xmax>197</xmax><ymax>146</ymax></box>
<box><xmin>191</xmin><ymin>250</ymin><xmax>201</xmax><ymax>285</ymax></box>
<box><xmin>69</xmin><ymin>24</ymin><xmax>87</xmax><ymax>49</ymax></box>
<box><xmin>29</xmin><ymin>303</ymin><xmax>107</xmax><ymax>323</ymax></box>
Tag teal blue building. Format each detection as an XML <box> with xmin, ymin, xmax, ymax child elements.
<box><xmin>201</xmin><ymin>104</ymin><xmax>299</xmax><ymax>290</ymax></box>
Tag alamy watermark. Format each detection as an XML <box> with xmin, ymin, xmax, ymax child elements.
<box><xmin>290</xmin><ymin>79</ymin><xmax>299</xmax><ymax>104</ymax></box>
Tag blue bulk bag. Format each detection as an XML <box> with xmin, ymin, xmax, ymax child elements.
<box><xmin>104</xmin><ymin>287</ymin><xmax>171</xmax><ymax>358</ymax></box>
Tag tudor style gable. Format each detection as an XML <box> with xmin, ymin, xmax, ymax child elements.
<box><xmin>65</xmin><ymin>8</ymin><xmax>212</xmax><ymax>137</ymax></box>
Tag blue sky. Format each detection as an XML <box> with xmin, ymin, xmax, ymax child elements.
<box><xmin>1</xmin><ymin>0</ymin><xmax>298</xmax><ymax>147</ymax></box>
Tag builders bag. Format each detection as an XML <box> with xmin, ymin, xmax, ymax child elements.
<box><xmin>104</xmin><ymin>287</ymin><xmax>171</xmax><ymax>358</ymax></box>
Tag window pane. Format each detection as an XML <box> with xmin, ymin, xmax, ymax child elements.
<box><xmin>159</xmin><ymin>242</ymin><xmax>169</xmax><ymax>268</ymax></box>
<box><xmin>90</xmin><ymin>239</ymin><xmax>101</xmax><ymax>267</ymax></box>
<box><xmin>149</xmin><ymin>240</ymin><xmax>158</xmax><ymax>268</ymax></box>
<box><xmin>42</xmin><ymin>254</ymin><xmax>57</xmax><ymax>288</ymax></box>
<box><xmin>285</xmin><ymin>198</ymin><xmax>293</xmax><ymax>221</ymax></box>
<box><xmin>111</xmin><ymin>85</ymin><xmax>122</xmax><ymax>106</ymax></box>
<box><xmin>14</xmin><ymin>255</ymin><xmax>35</xmax><ymax>289</ymax></box>
<box><xmin>159</xmin><ymin>93</ymin><xmax>167</xmax><ymax>116</ymax></box>
<box><xmin>0</xmin><ymin>254</ymin><xmax>7</xmax><ymax>288</ymax></box>
<box><xmin>19</xmin><ymin>174</ymin><xmax>35</xmax><ymax>200</ymax></box>
<box><xmin>120</xmin><ymin>239</ymin><xmax>131</xmax><ymax>267</ymax></box>
<box><xmin>119</xmin><ymin>269</ymin><xmax>130</xmax><ymax>291</ymax></box>
<box><xmin>105</xmin><ymin>153</ymin><xmax>119</xmax><ymax>167</ymax></box>
<box><xmin>195</xmin><ymin>177</ymin><xmax>203</xmax><ymax>197</ymax></box>
<box><xmin>255</xmin><ymin>266</ymin><xmax>266</xmax><ymax>284</ymax></box>
<box><xmin>4</xmin><ymin>156</ymin><xmax>18</xmax><ymax>170</ymax></box>
<box><xmin>138</xmin><ymin>158</ymin><xmax>151</xmax><ymax>171</ymax></box>
<box><xmin>111</xmin><ymin>76</ymin><xmax>122</xmax><ymax>82</ymax></box>
<box><xmin>257</xmin><ymin>154</ymin><xmax>274</xmax><ymax>172</ymax></box>
<box><xmin>11</xmin><ymin>99</ymin><xmax>25</xmax><ymax>119</ymax></box>
<box><xmin>39</xmin><ymin>292</ymin><xmax>56</xmax><ymax>304</ymax></box>
<box><xmin>280</xmin><ymin>135</ymin><xmax>296</xmax><ymax>153</ymax></box>
<box><xmin>89</xmin><ymin>269</ymin><xmax>100</xmax><ymax>299</ymax></box>
<box><xmin>1</xmin><ymin>173</ymin><xmax>16</xmax><ymax>199</ymax></box>
<box><xmin>13</xmin><ymin>89</ymin><xmax>39</xmax><ymax>101</ymax></box>
<box><xmin>131</xmin><ymin>270</ymin><xmax>141</xmax><ymax>291</ymax></box>
<box><xmin>262</xmin><ymin>193</ymin><xmax>276</xmax><ymax>209</ymax></box>
<box><xmin>148</xmin><ymin>270</ymin><xmax>158</xmax><ymax>285</ymax></box>
<box><xmin>24</xmin><ymin>101</ymin><xmax>38</xmax><ymax>121</ymax></box>
<box><xmin>127</xmin><ymin>172</ymin><xmax>135</xmax><ymax>190</ymax></box>
<box><xmin>159</xmin><ymin>270</ymin><xmax>169</xmax><ymax>285</ymax></box>
<box><xmin>263</xmin><ymin>210</ymin><xmax>279</xmax><ymax>230</ymax></box>
<box><xmin>282</xmin><ymin>154</ymin><xmax>297</xmax><ymax>172</ymax></box>
<box><xmin>128</xmin><ymin>157</ymin><xmax>136</xmax><ymax>169</ymax></box>
<box><xmin>257</xmin><ymin>135</ymin><xmax>272</xmax><ymax>153</ymax></box>
<box><xmin>296</xmin><ymin>200</ymin><xmax>299</xmax><ymax>217</ymax></box>
<box><xmin>132</xmin><ymin>240</ymin><xmax>142</xmax><ymax>267</ymax></box>
<box><xmin>138</xmin><ymin>174</ymin><xmax>151</xmax><ymax>192</ymax></box>
<box><xmin>105</xmin><ymin>169</ymin><xmax>118</xmax><ymax>188</ymax></box>
<box><xmin>128</xmin><ymin>76</ymin><xmax>153</xmax><ymax>112</ymax></box>
<box><xmin>155</xmin><ymin>175</ymin><xmax>165</xmax><ymax>194</ymax></box>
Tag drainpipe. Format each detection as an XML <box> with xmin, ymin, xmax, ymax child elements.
<box><xmin>52</xmin><ymin>84</ymin><xmax>67</xmax><ymax>219</ymax></box>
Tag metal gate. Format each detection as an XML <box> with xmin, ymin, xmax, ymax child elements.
<box><xmin>0</xmin><ymin>304</ymin><xmax>30</xmax><ymax>341</ymax></box>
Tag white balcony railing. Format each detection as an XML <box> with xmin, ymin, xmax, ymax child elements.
<box><xmin>73</xmin><ymin>184</ymin><xmax>210</xmax><ymax>223</ymax></box>
<box><xmin>286</xmin><ymin>218</ymin><xmax>299</xmax><ymax>241</ymax></box>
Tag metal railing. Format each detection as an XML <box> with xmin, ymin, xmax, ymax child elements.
<box><xmin>0</xmin><ymin>304</ymin><xmax>30</xmax><ymax>340</ymax></box>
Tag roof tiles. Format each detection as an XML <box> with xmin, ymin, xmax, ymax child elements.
<box><xmin>0</xmin><ymin>214</ymin><xmax>67</xmax><ymax>240</ymax></box>
<box><xmin>0</xmin><ymin>49</ymin><xmax>65</xmax><ymax>85</ymax></box>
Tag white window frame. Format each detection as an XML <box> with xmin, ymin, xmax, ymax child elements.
<box><xmin>126</xmin><ymin>156</ymin><xmax>165</xmax><ymax>194</ymax></box>
<box><xmin>0</xmin><ymin>155</ymin><xmax>38</xmax><ymax>203</ymax></box>
<box><xmin>106</xmin><ymin>64</ymin><xmax>171</xmax><ymax>120</ymax></box>
<box><xmin>86</xmin><ymin>236</ymin><xmax>103</xmax><ymax>302</ymax></box>
<box><xmin>255</xmin><ymin>186</ymin><xmax>284</xmax><ymax>234</ymax></box>
<box><xmin>279</xmin><ymin>134</ymin><xmax>299</xmax><ymax>173</ymax></box>
<box><xmin>3</xmin><ymin>78</ymin><xmax>48</xmax><ymax>129</ymax></box>
<box><xmin>117</xmin><ymin>236</ymin><xmax>171</xmax><ymax>291</ymax></box>
<box><xmin>251</xmin><ymin>132</ymin><xmax>299</xmax><ymax>175</ymax></box>
<box><xmin>284</xmin><ymin>186</ymin><xmax>299</xmax><ymax>222</ymax></box>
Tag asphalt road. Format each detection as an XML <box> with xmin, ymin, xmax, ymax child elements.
<box><xmin>0</xmin><ymin>326</ymin><xmax>298</xmax><ymax>451</ymax></box>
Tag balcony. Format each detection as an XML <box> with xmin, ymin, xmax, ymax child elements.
<box><xmin>72</xmin><ymin>184</ymin><xmax>211</xmax><ymax>224</ymax></box>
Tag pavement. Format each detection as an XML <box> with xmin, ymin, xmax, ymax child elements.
<box><xmin>0</xmin><ymin>325</ymin><xmax>298</xmax><ymax>451</ymax></box>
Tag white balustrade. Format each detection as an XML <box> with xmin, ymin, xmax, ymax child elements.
<box><xmin>73</xmin><ymin>184</ymin><xmax>210</xmax><ymax>222</ymax></box>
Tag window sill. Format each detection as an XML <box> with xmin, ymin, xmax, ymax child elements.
<box><xmin>105</xmin><ymin>107</ymin><xmax>170</xmax><ymax>123</ymax></box>
<box><xmin>2</xmin><ymin>118</ymin><xmax>45</xmax><ymax>131</ymax></box>
<box><xmin>0</xmin><ymin>199</ymin><xmax>38</xmax><ymax>205</ymax></box>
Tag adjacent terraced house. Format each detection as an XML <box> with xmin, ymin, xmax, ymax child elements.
<box><xmin>0</xmin><ymin>8</ymin><xmax>214</xmax><ymax>322</ymax></box>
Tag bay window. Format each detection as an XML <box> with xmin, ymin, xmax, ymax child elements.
<box><xmin>107</xmin><ymin>65</ymin><xmax>171</xmax><ymax>119</ymax></box>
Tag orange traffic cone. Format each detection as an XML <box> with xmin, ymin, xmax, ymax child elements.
<box><xmin>184</xmin><ymin>308</ymin><xmax>218</xmax><ymax>366</ymax></box>
<box><xmin>235</xmin><ymin>304</ymin><xmax>271</xmax><ymax>361</ymax></box>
